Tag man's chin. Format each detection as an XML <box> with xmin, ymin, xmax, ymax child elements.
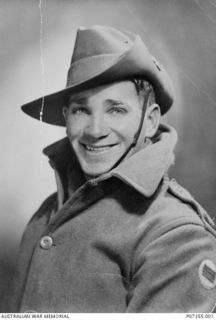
<box><xmin>81</xmin><ymin>164</ymin><xmax>112</xmax><ymax>179</ymax></box>
<box><xmin>78</xmin><ymin>153</ymin><xmax>125</xmax><ymax>178</ymax></box>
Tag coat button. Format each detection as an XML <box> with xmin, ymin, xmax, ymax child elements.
<box><xmin>40</xmin><ymin>235</ymin><xmax>53</xmax><ymax>250</ymax></box>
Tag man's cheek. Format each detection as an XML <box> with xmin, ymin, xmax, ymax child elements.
<box><xmin>67</xmin><ymin>126</ymin><xmax>81</xmax><ymax>140</ymax></box>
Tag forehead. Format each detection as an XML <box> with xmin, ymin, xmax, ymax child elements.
<box><xmin>68</xmin><ymin>81</ymin><xmax>137</xmax><ymax>103</ymax></box>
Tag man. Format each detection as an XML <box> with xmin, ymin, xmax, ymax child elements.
<box><xmin>9</xmin><ymin>25</ymin><xmax>216</xmax><ymax>312</ymax></box>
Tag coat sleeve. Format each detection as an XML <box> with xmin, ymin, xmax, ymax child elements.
<box><xmin>126</xmin><ymin>223</ymin><xmax>216</xmax><ymax>312</ymax></box>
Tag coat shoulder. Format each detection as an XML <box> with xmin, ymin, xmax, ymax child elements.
<box><xmin>167</xmin><ymin>178</ymin><xmax>216</xmax><ymax>234</ymax></box>
<box><xmin>140</xmin><ymin>179</ymin><xmax>216</xmax><ymax>246</ymax></box>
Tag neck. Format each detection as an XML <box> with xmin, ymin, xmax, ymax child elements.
<box><xmin>84</xmin><ymin>173</ymin><xmax>100</xmax><ymax>181</ymax></box>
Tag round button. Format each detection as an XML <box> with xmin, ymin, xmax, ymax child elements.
<box><xmin>40</xmin><ymin>235</ymin><xmax>53</xmax><ymax>250</ymax></box>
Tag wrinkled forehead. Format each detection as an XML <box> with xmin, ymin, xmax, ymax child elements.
<box><xmin>68</xmin><ymin>80</ymin><xmax>138</xmax><ymax>105</ymax></box>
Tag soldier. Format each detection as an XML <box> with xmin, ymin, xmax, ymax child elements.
<box><xmin>9</xmin><ymin>25</ymin><xmax>216</xmax><ymax>312</ymax></box>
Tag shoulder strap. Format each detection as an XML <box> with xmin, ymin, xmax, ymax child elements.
<box><xmin>168</xmin><ymin>179</ymin><xmax>216</xmax><ymax>237</ymax></box>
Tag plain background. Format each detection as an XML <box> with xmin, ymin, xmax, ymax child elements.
<box><xmin>0</xmin><ymin>0</ymin><xmax>216</xmax><ymax>302</ymax></box>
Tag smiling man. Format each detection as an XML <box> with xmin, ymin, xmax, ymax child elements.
<box><xmin>8</xmin><ymin>25</ymin><xmax>216</xmax><ymax>313</ymax></box>
<box><xmin>63</xmin><ymin>80</ymin><xmax>157</xmax><ymax>178</ymax></box>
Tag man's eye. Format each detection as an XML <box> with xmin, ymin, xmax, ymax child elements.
<box><xmin>69</xmin><ymin>106</ymin><xmax>89</xmax><ymax>115</ymax></box>
<box><xmin>109</xmin><ymin>106</ymin><xmax>127</xmax><ymax>114</ymax></box>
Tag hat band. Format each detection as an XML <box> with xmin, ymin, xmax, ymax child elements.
<box><xmin>66</xmin><ymin>53</ymin><xmax>123</xmax><ymax>87</ymax></box>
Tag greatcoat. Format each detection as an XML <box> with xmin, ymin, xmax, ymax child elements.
<box><xmin>9</xmin><ymin>124</ymin><xmax>216</xmax><ymax>312</ymax></box>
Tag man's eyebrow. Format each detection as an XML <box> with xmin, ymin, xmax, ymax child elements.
<box><xmin>68</xmin><ymin>97</ymin><xmax>88</xmax><ymax>105</ymax></box>
<box><xmin>105</xmin><ymin>99</ymin><xmax>125</xmax><ymax>105</ymax></box>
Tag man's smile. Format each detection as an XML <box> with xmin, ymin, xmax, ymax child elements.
<box><xmin>65</xmin><ymin>81</ymin><xmax>143</xmax><ymax>176</ymax></box>
<box><xmin>79</xmin><ymin>142</ymin><xmax>118</xmax><ymax>153</ymax></box>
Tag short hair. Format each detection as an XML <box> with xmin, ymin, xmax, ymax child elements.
<box><xmin>132</xmin><ymin>78</ymin><xmax>156</xmax><ymax>106</ymax></box>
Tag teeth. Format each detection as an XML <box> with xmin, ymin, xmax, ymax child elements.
<box><xmin>84</xmin><ymin>145</ymin><xmax>112</xmax><ymax>152</ymax></box>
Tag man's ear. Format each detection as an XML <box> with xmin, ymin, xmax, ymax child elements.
<box><xmin>145</xmin><ymin>103</ymin><xmax>161</xmax><ymax>138</ymax></box>
<box><xmin>62</xmin><ymin>106</ymin><xmax>68</xmax><ymax>122</ymax></box>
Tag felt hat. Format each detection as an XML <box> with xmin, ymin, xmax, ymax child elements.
<box><xmin>21</xmin><ymin>25</ymin><xmax>174</xmax><ymax>126</ymax></box>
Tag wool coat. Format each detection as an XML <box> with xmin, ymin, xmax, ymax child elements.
<box><xmin>9</xmin><ymin>125</ymin><xmax>216</xmax><ymax>312</ymax></box>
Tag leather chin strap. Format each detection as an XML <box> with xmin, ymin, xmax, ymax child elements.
<box><xmin>110</xmin><ymin>89</ymin><xmax>152</xmax><ymax>171</ymax></box>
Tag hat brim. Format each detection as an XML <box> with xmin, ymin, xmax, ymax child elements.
<box><xmin>21</xmin><ymin>36</ymin><xmax>174</xmax><ymax>126</ymax></box>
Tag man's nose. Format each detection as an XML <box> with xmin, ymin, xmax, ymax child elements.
<box><xmin>84</xmin><ymin>114</ymin><xmax>109</xmax><ymax>140</ymax></box>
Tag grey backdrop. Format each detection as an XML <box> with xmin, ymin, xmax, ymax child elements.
<box><xmin>0</xmin><ymin>0</ymin><xmax>216</xmax><ymax>304</ymax></box>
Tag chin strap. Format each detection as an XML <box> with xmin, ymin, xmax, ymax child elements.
<box><xmin>110</xmin><ymin>88</ymin><xmax>152</xmax><ymax>171</ymax></box>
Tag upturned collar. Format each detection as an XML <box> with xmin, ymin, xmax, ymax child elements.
<box><xmin>43</xmin><ymin>124</ymin><xmax>177</xmax><ymax>201</ymax></box>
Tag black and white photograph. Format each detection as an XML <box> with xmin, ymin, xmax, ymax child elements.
<box><xmin>1</xmin><ymin>0</ymin><xmax>216</xmax><ymax>314</ymax></box>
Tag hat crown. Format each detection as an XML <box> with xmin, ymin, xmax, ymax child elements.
<box><xmin>21</xmin><ymin>25</ymin><xmax>174</xmax><ymax>126</ymax></box>
<box><xmin>71</xmin><ymin>25</ymin><xmax>135</xmax><ymax>63</ymax></box>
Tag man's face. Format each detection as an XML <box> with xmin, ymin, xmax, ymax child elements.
<box><xmin>64</xmin><ymin>81</ymin><xmax>143</xmax><ymax>178</ymax></box>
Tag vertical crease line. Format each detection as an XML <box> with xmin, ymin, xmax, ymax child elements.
<box><xmin>39</xmin><ymin>0</ymin><xmax>45</xmax><ymax>171</ymax></box>
<box><xmin>39</xmin><ymin>0</ymin><xmax>45</xmax><ymax>123</ymax></box>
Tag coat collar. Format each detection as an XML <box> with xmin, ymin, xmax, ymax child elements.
<box><xmin>111</xmin><ymin>124</ymin><xmax>177</xmax><ymax>196</ymax></box>
<box><xmin>43</xmin><ymin>124</ymin><xmax>177</xmax><ymax>202</ymax></box>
